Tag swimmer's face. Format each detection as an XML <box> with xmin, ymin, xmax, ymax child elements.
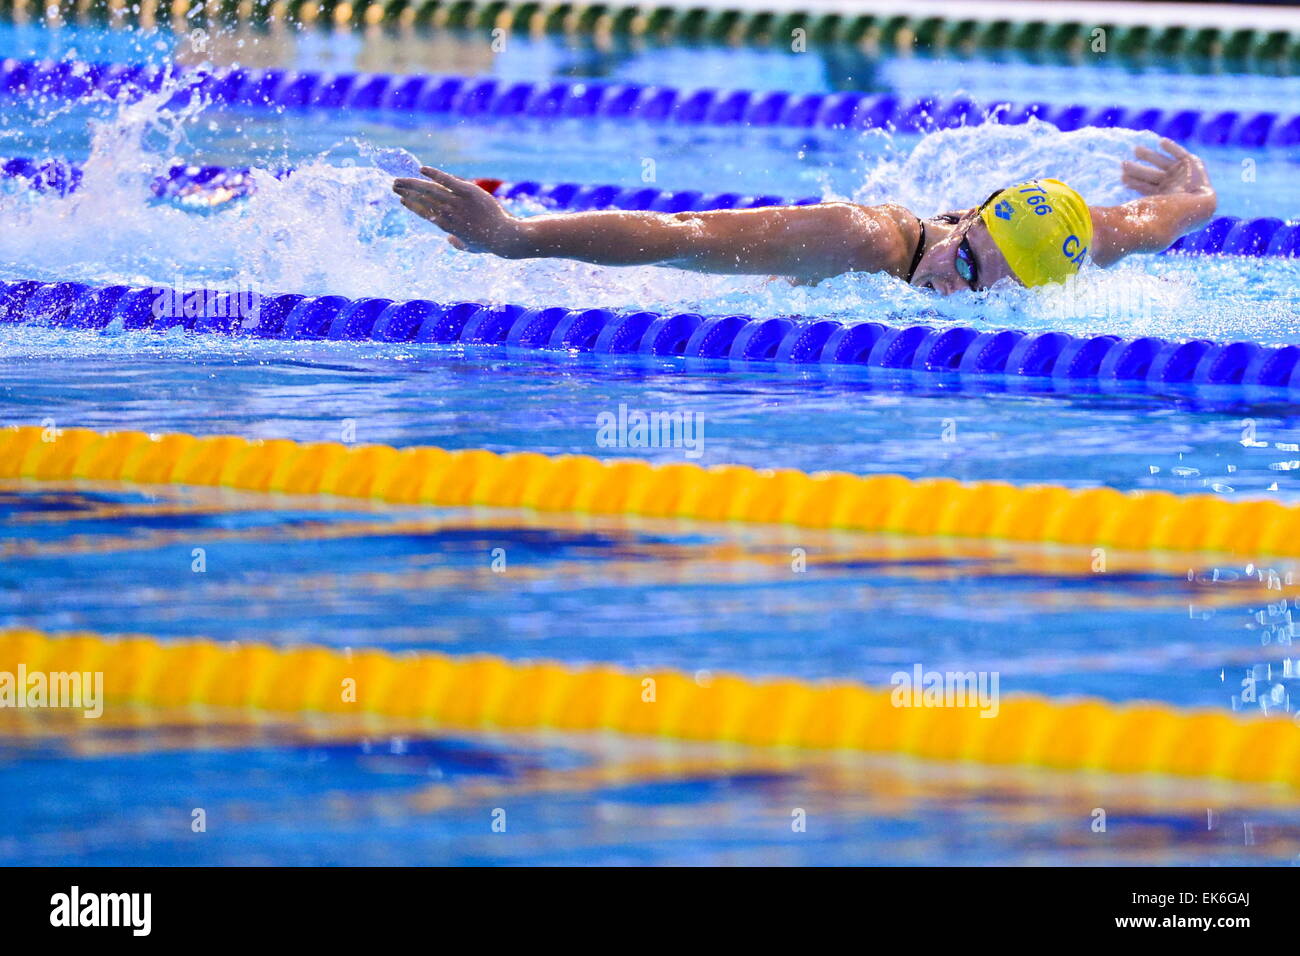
<box><xmin>910</xmin><ymin>214</ymin><xmax>1018</xmax><ymax>295</ymax></box>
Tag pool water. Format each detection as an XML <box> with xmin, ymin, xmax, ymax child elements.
<box><xmin>9</xmin><ymin>715</ymin><xmax>1300</xmax><ymax>866</ymax></box>
<box><xmin>0</xmin><ymin>482</ymin><xmax>1292</xmax><ymax>701</ymax></box>
<box><xmin>2</xmin><ymin>16</ymin><xmax>1300</xmax><ymax>866</ymax></box>
<box><xmin>2</xmin><ymin>336</ymin><xmax>1299</xmax><ymax>494</ymax></box>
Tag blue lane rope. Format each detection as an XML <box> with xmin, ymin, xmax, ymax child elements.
<box><xmin>7</xmin><ymin>57</ymin><xmax>1300</xmax><ymax>148</ymax></box>
<box><xmin>4</xmin><ymin>279</ymin><xmax>1298</xmax><ymax>391</ymax></box>
<box><xmin>0</xmin><ymin>156</ymin><xmax>263</xmax><ymax>200</ymax></box>
<box><xmin>6</xmin><ymin>157</ymin><xmax>1298</xmax><ymax>259</ymax></box>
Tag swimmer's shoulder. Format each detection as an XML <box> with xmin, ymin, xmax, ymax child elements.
<box><xmin>763</xmin><ymin>200</ymin><xmax>920</xmax><ymax>284</ymax></box>
<box><xmin>816</xmin><ymin>200</ymin><xmax>920</xmax><ymax>277</ymax></box>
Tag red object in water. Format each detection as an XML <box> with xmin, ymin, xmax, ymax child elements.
<box><xmin>473</xmin><ymin>177</ymin><xmax>505</xmax><ymax>195</ymax></box>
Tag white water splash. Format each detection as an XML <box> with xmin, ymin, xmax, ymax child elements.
<box><xmin>847</xmin><ymin>118</ymin><xmax>1156</xmax><ymax>213</ymax></box>
<box><xmin>357</xmin><ymin>141</ymin><xmax>422</xmax><ymax>178</ymax></box>
<box><xmin>0</xmin><ymin>90</ymin><xmax>1294</xmax><ymax>342</ymax></box>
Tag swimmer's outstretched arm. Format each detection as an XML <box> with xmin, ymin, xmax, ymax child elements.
<box><xmin>1090</xmin><ymin>139</ymin><xmax>1217</xmax><ymax>267</ymax></box>
<box><xmin>393</xmin><ymin>166</ymin><xmax>914</xmax><ymax>282</ymax></box>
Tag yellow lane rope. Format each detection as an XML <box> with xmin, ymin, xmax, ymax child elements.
<box><xmin>2</xmin><ymin>627</ymin><xmax>1298</xmax><ymax>787</ymax></box>
<box><xmin>2</xmin><ymin>425</ymin><xmax>1297</xmax><ymax>556</ymax></box>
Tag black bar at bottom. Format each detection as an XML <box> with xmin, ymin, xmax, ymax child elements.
<box><xmin>0</xmin><ymin>866</ymin><xmax>1278</xmax><ymax>941</ymax></box>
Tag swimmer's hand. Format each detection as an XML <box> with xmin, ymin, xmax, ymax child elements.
<box><xmin>1121</xmin><ymin>138</ymin><xmax>1213</xmax><ymax>199</ymax></box>
<box><xmin>1091</xmin><ymin>139</ymin><xmax>1216</xmax><ymax>267</ymax></box>
<box><xmin>392</xmin><ymin>166</ymin><xmax>524</xmax><ymax>254</ymax></box>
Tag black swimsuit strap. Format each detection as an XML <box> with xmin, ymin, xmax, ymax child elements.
<box><xmin>904</xmin><ymin>216</ymin><xmax>927</xmax><ymax>284</ymax></box>
<box><xmin>903</xmin><ymin>213</ymin><xmax>961</xmax><ymax>284</ymax></box>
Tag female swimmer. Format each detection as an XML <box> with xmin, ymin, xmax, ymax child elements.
<box><xmin>392</xmin><ymin>138</ymin><xmax>1215</xmax><ymax>295</ymax></box>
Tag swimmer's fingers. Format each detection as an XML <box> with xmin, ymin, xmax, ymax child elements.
<box><xmin>399</xmin><ymin>193</ymin><xmax>452</xmax><ymax>227</ymax></box>
<box><xmin>400</xmin><ymin>169</ymin><xmax>515</xmax><ymax>252</ymax></box>
<box><xmin>395</xmin><ymin>181</ymin><xmax>473</xmax><ymax>224</ymax></box>
<box><xmin>1120</xmin><ymin>169</ymin><xmax>1161</xmax><ymax>196</ymax></box>
<box><xmin>1121</xmin><ymin>175</ymin><xmax>1159</xmax><ymax>196</ymax></box>
<box><xmin>1123</xmin><ymin>159</ymin><xmax>1164</xmax><ymax>182</ymax></box>
<box><xmin>397</xmin><ymin>194</ymin><xmax>434</xmax><ymax>219</ymax></box>
<box><xmin>1159</xmin><ymin>138</ymin><xmax>1195</xmax><ymax>161</ymax></box>
<box><xmin>393</xmin><ymin>178</ymin><xmax>456</xmax><ymax>204</ymax></box>
<box><xmin>394</xmin><ymin>184</ymin><xmax>440</xmax><ymax>210</ymax></box>
<box><xmin>1121</xmin><ymin>160</ymin><xmax>1165</xmax><ymax>187</ymax></box>
<box><xmin>1133</xmin><ymin>145</ymin><xmax>1176</xmax><ymax>171</ymax></box>
<box><xmin>419</xmin><ymin>165</ymin><xmax>481</xmax><ymax>197</ymax></box>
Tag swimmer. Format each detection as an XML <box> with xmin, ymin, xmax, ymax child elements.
<box><xmin>392</xmin><ymin>138</ymin><xmax>1215</xmax><ymax>294</ymax></box>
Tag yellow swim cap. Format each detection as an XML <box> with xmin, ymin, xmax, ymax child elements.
<box><xmin>978</xmin><ymin>179</ymin><xmax>1093</xmax><ymax>288</ymax></box>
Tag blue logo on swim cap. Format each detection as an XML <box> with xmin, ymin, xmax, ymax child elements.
<box><xmin>994</xmin><ymin>200</ymin><xmax>1013</xmax><ymax>221</ymax></box>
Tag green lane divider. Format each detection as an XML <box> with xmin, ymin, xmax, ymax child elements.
<box><xmin>9</xmin><ymin>2</ymin><xmax>1300</xmax><ymax>72</ymax></box>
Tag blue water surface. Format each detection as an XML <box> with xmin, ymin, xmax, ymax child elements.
<box><xmin>1</xmin><ymin>20</ymin><xmax>1299</xmax><ymax>867</ymax></box>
